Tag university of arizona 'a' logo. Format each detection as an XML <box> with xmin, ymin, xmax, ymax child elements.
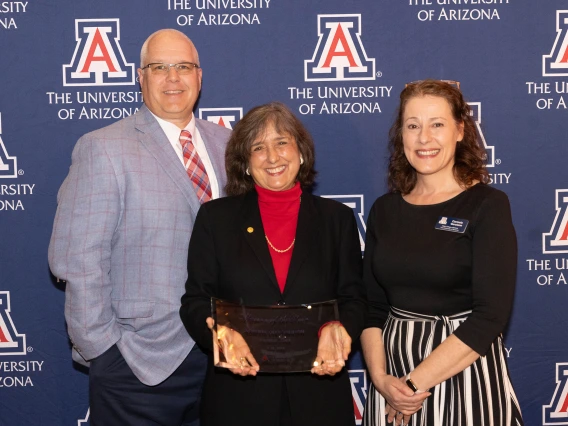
<box><xmin>0</xmin><ymin>113</ymin><xmax>17</xmax><ymax>179</ymax></box>
<box><xmin>199</xmin><ymin>108</ymin><xmax>243</xmax><ymax>130</ymax></box>
<box><xmin>322</xmin><ymin>195</ymin><xmax>366</xmax><ymax>252</ymax></box>
<box><xmin>543</xmin><ymin>363</ymin><xmax>568</xmax><ymax>424</ymax></box>
<box><xmin>305</xmin><ymin>14</ymin><xmax>375</xmax><ymax>82</ymax></box>
<box><xmin>78</xmin><ymin>408</ymin><xmax>90</xmax><ymax>426</ymax></box>
<box><xmin>468</xmin><ymin>102</ymin><xmax>495</xmax><ymax>168</ymax></box>
<box><xmin>543</xmin><ymin>10</ymin><xmax>568</xmax><ymax>77</ymax></box>
<box><xmin>0</xmin><ymin>292</ymin><xmax>26</xmax><ymax>355</ymax></box>
<box><xmin>63</xmin><ymin>19</ymin><xmax>135</xmax><ymax>86</ymax></box>
<box><xmin>543</xmin><ymin>190</ymin><xmax>568</xmax><ymax>254</ymax></box>
<box><xmin>349</xmin><ymin>370</ymin><xmax>368</xmax><ymax>425</ymax></box>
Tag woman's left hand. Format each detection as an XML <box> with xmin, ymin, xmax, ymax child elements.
<box><xmin>384</xmin><ymin>375</ymin><xmax>429</xmax><ymax>424</ymax></box>
<box><xmin>311</xmin><ymin>323</ymin><xmax>351</xmax><ymax>376</ymax></box>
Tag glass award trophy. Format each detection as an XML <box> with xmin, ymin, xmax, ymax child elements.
<box><xmin>211</xmin><ymin>298</ymin><xmax>339</xmax><ymax>373</ymax></box>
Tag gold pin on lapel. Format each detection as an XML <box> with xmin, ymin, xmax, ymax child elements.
<box><xmin>247</xmin><ymin>227</ymin><xmax>254</xmax><ymax>233</ymax></box>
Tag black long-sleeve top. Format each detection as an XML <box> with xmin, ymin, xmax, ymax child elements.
<box><xmin>364</xmin><ymin>184</ymin><xmax>517</xmax><ymax>355</ymax></box>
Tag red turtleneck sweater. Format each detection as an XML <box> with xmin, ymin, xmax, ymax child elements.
<box><xmin>256</xmin><ymin>182</ymin><xmax>302</xmax><ymax>293</ymax></box>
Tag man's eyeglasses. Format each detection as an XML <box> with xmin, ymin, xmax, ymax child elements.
<box><xmin>141</xmin><ymin>62</ymin><xmax>200</xmax><ymax>75</ymax></box>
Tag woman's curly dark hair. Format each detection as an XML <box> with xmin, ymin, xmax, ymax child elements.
<box><xmin>225</xmin><ymin>102</ymin><xmax>317</xmax><ymax>196</ymax></box>
<box><xmin>388</xmin><ymin>79</ymin><xmax>489</xmax><ymax>194</ymax></box>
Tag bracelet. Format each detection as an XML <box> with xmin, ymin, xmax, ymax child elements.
<box><xmin>405</xmin><ymin>374</ymin><xmax>425</xmax><ymax>394</ymax></box>
<box><xmin>317</xmin><ymin>321</ymin><xmax>342</xmax><ymax>337</ymax></box>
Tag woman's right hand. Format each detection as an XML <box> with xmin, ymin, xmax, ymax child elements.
<box><xmin>373</xmin><ymin>374</ymin><xmax>430</xmax><ymax>423</ymax></box>
<box><xmin>207</xmin><ymin>317</ymin><xmax>260</xmax><ymax>377</ymax></box>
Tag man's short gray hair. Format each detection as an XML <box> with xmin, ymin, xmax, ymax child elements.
<box><xmin>139</xmin><ymin>29</ymin><xmax>199</xmax><ymax>68</ymax></box>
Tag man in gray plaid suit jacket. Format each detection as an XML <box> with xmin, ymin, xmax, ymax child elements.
<box><xmin>49</xmin><ymin>29</ymin><xmax>231</xmax><ymax>426</ymax></box>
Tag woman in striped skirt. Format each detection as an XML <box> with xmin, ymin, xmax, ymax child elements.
<box><xmin>361</xmin><ymin>80</ymin><xmax>523</xmax><ymax>426</ymax></box>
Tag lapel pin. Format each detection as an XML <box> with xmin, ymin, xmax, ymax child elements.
<box><xmin>247</xmin><ymin>227</ymin><xmax>254</xmax><ymax>233</ymax></box>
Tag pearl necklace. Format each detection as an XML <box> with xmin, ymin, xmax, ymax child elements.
<box><xmin>265</xmin><ymin>235</ymin><xmax>295</xmax><ymax>253</ymax></box>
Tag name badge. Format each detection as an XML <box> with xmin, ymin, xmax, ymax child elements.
<box><xmin>435</xmin><ymin>216</ymin><xmax>469</xmax><ymax>233</ymax></box>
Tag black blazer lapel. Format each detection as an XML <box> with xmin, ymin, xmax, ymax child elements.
<box><xmin>239</xmin><ymin>191</ymin><xmax>280</xmax><ymax>293</ymax></box>
<box><xmin>283</xmin><ymin>193</ymin><xmax>320</xmax><ymax>296</ymax></box>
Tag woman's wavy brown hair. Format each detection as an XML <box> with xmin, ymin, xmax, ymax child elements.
<box><xmin>225</xmin><ymin>102</ymin><xmax>317</xmax><ymax>196</ymax></box>
<box><xmin>388</xmin><ymin>79</ymin><xmax>489</xmax><ymax>194</ymax></box>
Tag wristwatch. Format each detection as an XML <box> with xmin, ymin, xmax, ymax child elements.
<box><xmin>405</xmin><ymin>374</ymin><xmax>423</xmax><ymax>393</ymax></box>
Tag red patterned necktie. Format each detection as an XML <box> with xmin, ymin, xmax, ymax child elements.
<box><xmin>179</xmin><ymin>130</ymin><xmax>212</xmax><ymax>203</ymax></box>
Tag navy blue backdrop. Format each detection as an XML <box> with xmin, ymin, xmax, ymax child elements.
<box><xmin>1</xmin><ymin>1</ymin><xmax>568</xmax><ymax>424</ymax></box>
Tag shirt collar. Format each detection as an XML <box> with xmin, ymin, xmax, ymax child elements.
<box><xmin>150</xmin><ymin>112</ymin><xmax>196</xmax><ymax>139</ymax></box>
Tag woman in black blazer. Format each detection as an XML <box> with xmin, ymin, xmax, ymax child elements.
<box><xmin>180</xmin><ymin>102</ymin><xmax>366</xmax><ymax>426</ymax></box>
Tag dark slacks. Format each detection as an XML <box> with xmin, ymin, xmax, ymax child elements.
<box><xmin>89</xmin><ymin>344</ymin><xmax>207</xmax><ymax>426</ymax></box>
<box><xmin>280</xmin><ymin>377</ymin><xmax>293</xmax><ymax>426</ymax></box>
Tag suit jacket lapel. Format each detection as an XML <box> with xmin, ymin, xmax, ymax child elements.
<box><xmin>239</xmin><ymin>191</ymin><xmax>280</xmax><ymax>292</ymax></box>
<box><xmin>283</xmin><ymin>193</ymin><xmax>320</xmax><ymax>296</ymax></box>
<box><xmin>135</xmin><ymin>106</ymin><xmax>202</xmax><ymax>217</ymax></box>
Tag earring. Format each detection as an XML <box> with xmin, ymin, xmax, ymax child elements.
<box><xmin>300</xmin><ymin>155</ymin><xmax>304</xmax><ymax>165</ymax></box>
<box><xmin>246</xmin><ymin>167</ymin><xmax>250</xmax><ymax>176</ymax></box>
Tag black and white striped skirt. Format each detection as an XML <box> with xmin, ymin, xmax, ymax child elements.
<box><xmin>363</xmin><ymin>307</ymin><xmax>523</xmax><ymax>426</ymax></box>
